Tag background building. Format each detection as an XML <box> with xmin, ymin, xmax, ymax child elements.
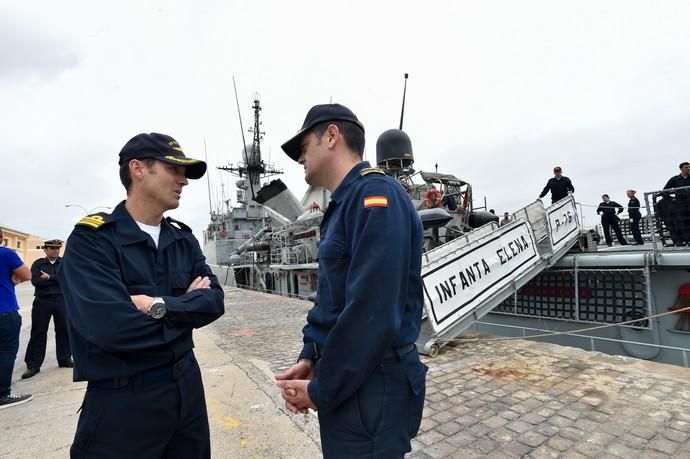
<box><xmin>0</xmin><ymin>224</ymin><xmax>58</xmax><ymax>266</ymax></box>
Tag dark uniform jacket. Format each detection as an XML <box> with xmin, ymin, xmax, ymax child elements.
<box><xmin>58</xmin><ymin>201</ymin><xmax>225</xmax><ymax>382</ymax></box>
<box><xmin>539</xmin><ymin>176</ymin><xmax>575</xmax><ymax>203</ymax></box>
<box><xmin>31</xmin><ymin>257</ymin><xmax>63</xmax><ymax>297</ymax></box>
<box><xmin>300</xmin><ymin>162</ymin><xmax>424</xmax><ymax>412</ymax></box>
<box><xmin>665</xmin><ymin>174</ymin><xmax>690</xmax><ymax>190</ymax></box>
<box><xmin>628</xmin><ymin>197</ymin><xmax>642</xmax><ymax>220</ymax></box>
<box><xmin>597</xmin><ymin>201</ymin><xmax>624</xmax><ymax>220</ymax></box>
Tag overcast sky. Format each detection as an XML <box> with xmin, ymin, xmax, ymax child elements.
<box><xmin>3</xmin><ymin>0</ymin><xmax>690</xmax><ymax>245</ymax></box>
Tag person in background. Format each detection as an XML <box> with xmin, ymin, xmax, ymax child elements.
<box><xmin>21</xmin><ymin>239</ymin><xmax>72</xmax><ymax>380</ymax></box>
<box><xmin>597</xmin><ymin>194</ymin><xmax>628</xmax><ymax>247</ymax></box>
<box><xmin>662</xmin><ymin>162</ymin><xmax>690</xmax><ymax>246</ymax></box>
<box><xmin>539</xmin><ymin>166</ymin><xmax>575</xmax><ymax>204</ymax></box>
<box><xmin>425</xmin><ymin>184</ymin><xmax>442</xmax><ymax>208</ymax></box>
<box><xmin>441</xmin><ymin>185</ymin><xmax>458</xmax><ymax>212</ymax></box>
<box><xmin>0</xmin><ymin>227</ymin><xmax>33</xmax><ymax>409</ymax></box>
<box><xmin>626</xmin><ymin>190</ymin><xmax>644</xmax><ymax>245</ymax></box>
<box><xmin>500</xmin><ymin>212</ymin><xmax>511</xmax><ymax>227</ymax></box>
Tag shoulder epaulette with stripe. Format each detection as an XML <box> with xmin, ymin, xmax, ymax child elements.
<box><xmin>75</xmin><ymin>213</ymin><xmax>112</xmax><ymax>230</ymax></box>
<box><xmin>360</xmin><ymin>167</ymin><xmax>385</xmax><ymax>177</ymax></box>
<box><xmin>166</xmin><ymin>217</ymin><xmax>192</xmax><ymax>232</ymax></box>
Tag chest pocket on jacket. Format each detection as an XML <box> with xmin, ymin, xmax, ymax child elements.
<box><xmin>172</xmin><ymin>271</ymin><xmax>192</xmax><ymax>296</ymax></box>
<box><xmin>317</xmin><ymin>239</ymin><xmax>348</xmax><ymax>307</ymax></box>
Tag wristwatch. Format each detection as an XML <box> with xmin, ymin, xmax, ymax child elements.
<box><xmin>147</xmin><ymin>297</ymin><xmax>167</xmax><ymax>319</ymax></box>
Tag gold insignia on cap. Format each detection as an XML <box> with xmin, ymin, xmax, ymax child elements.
<box><xmin>167</xmin><ymin>141</ymin><xmax>184</xmax><ymax>152</ymax></box>
<box><xmin>360</xmin><ymin>167</ymin><xmax>385</xmax><ymax>176</ymax></box>
<box><xmin>164</xmin><ymin>155</ymin><xmax>198</xmax><ymax>164</ymax></box>
<box><xmin>77</xmin><ymin>215</ymin><xmax>106</xmax><ymax>230</ymax></box>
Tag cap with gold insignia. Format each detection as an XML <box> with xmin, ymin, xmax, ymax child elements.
<box><xmin>118</xmin><ymin>133</ymin><xmax>207</xmax><ymax>179</ymax></box>
<box><xmin>281</xmin><ymin>104</ymin><xmax>364</xmax><ymax>162</ymax></box>
<box><xmin>43</xmin><ymin>239</ymin><xmax>63</xmax><ymax>248</ymax></box>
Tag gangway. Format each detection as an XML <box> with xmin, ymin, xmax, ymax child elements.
<box><xmin>417</xmin><ymin>196</ymin><xmax>582</xmax><ymax>356</ymax></box>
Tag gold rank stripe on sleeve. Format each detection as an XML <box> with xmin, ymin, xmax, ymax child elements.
<box><xmin>77</xmin><ymin>215</ymin><xmax>106</xmax><ymax>229</ymax></box>
<box><xmin>363</xmin><ymin>196</ymin><xmax>388</xmax><ymax>208</ymax></box>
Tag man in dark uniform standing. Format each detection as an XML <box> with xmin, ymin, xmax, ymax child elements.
<box><xmin>597</xmin><ymin>194</ymin><xmax>628</xmax><ymax>247</ymax></box>
<box><xmin>275</xmin><ymin>104</ymin><xmax>427</xmax><ymax>458</ymax></box>
<box><xmin>539</xmin><ymin>166</ymin><xmax>575</xmax><ymax>204</ymax></box>
<box><xmin>21</xmin><ymin>239</ymin><xmax>72</xmax><ymax>379</ymax></box>
<box><xmin>626</xmin><ymin>190</ymin><xmax>644</xmax><ymax>245</ymax></box>
<box><xmin>663</xmin><ymin>162</ymin><xmax>690</xmax><ymax>245</ymax></box>
<box><xmin>59</xmin><ymin>133</ymin><xmax>224</xmax><ymax>458</ymax></box>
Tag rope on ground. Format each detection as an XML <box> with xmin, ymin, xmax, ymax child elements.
<box><xmin>438</xmin><ymin>306</ymin><xmax>690</xmax><ymax>344</ymax></box>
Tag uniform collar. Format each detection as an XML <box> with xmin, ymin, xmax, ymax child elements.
<box><xmin>112</xmin><ymin>201</ymin><xmax>183</xmax><ymax>249</ymax></box>
<box><xmin>330</xmin><ymin>161</ymin><xmax>370</xmax><ymax>204</ymax></box>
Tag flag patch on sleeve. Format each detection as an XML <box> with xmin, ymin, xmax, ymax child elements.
<box><xmin>363</xmin><ymin>196</ymin><xmax>388</xmax><ymax>208</ymax></box>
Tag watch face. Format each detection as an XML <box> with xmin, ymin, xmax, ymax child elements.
<box><xmin>149</xmin><ymin>302</ymin><xmax>166</xmax><ymax>319</ymax></box>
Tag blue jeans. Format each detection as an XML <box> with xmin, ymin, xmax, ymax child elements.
<box><xmin>0</xmin><ymin>311</ymin><xmax>21</xmax><ymax>397</ymax></box>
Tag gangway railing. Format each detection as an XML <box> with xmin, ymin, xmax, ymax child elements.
<box><xmin>417</xmin><ymin>195</ymin><xmax>582</xmax><ymax>356</ymax></box>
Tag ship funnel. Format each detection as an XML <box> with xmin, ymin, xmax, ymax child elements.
<box><xmin>254</xmin><ymin>179</ymin><xmax>303</xmax><ymax>222</ymax></box>
<box><xmin>376</xmin><ymin>129</ymin><xmax>414</xmax><ymax>172</ymax></box>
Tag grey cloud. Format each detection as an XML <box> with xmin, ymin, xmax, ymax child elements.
<box><xmin>0</xmin><ymin>13</ymin><xmax>79</xmax><ymax>81</ymax></box>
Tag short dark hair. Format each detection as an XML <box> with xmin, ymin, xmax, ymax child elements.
<box><xmin>680</xmin><ymin>162</ymin><xmax>689</xmax><ymax>169</ymax></box>
<box><xmin>311</xmin><ymin>121</ymin><xmax>365</xmax><ymax>156</ymax></box>
<box><xmin>554</xmin><ymin>166</ymin><xmax>562</xmax><ymax>172</ymax></box>
<box><xmin>602</xmin><ymin>194</ymin><xmax>609</xmax><ymax>199</ymax></box>
<box><xmin>119</xmin><ymin>158</ymin><xmax>156</xmax><ymax>192</ymax></box>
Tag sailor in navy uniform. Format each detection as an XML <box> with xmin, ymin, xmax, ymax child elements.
<box><xmin>58</xmin><ymin>133</ymin><xmax>224</xmax><ymax>458</ymax></box>
<box><xmin>276</xmin><ymin>104</ymin><xmax>427</xmax><ymax>458</ymax></box>
<box><xmin>597</xmin><ymin>194</ymin><xmax>628</xmax><ymax>246</ymax></box>
<box><xmin>21</xmin><ymin>239</ymin><xmax>72</xmax><ymax>380</ymax></box>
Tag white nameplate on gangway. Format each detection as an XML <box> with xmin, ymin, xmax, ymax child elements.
<box><xmin>422</xmin><ymin>221</ymin><xmax>539</xmax><ymax>333</ymax></box>
<box><xmin>547</xmin><ymin>197</ymin><xmax>580</xmax><ymax>250</ymax></box>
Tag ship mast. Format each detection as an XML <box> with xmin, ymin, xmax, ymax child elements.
<box><xmin>218</xmin><ymin>92</ymin><xmax>282</xmax><ymax>203</ymax></box>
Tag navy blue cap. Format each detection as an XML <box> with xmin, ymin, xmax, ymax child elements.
<box><xmin>281</xmin><ymin>103</ymin><xmax>364</xmax><ymax>162</ymax></box>
<box><xmin>118</xmin><ymin>133</ymin><xmax>207</xmax><ymax>179</ymax></box>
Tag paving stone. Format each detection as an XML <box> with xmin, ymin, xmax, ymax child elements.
<box><xmin>471</xmin><ymin>437</ymin><xmax>500</xmax><ymax>455</ymax></box>
<box><xmin>499</xmin><ymin>410</ymin><xmax>521</xmax><ymax>421</ymax></box>
<box><xmin>548</xmin><ymin>415</ymin><xmax>574</xmax><ymax>428</ymax></box>
<box><xmin>670</xmin><ymin>420</ymin><xmax>690</xmax><ymax>433</ymax></box>
<box><xmin>587</xmin><ymin>431</ymin><xmax>616</xmax><ymax>446</ymax></box>
<box><xmin>668</xmin><ymin>428</ymin><xmax>690</xmax><ymax>445</ymax></box>
<box><xmin>522</xmin><ymin>412</ymin><xmax>547</xmax><ymax>425</ymax></box>
<box><xmin>574</xmin><ymin>440</ymin><xmax>605</xmax><ymax>457</ymax></box>
<box><xmin>422</xmin><ymin>440</ymin><xmax>459</xmax><ymax>458</ymax></box>
<box><xmin>431</xmin><ymin>410</ymin><xmax>457</xmax><ymax>423</ymax></box>
<box><xmin>488</xmin><ymin>426</ymin><xmax>515</xmax><ymax>444</ymax></box>
<box><xmin>527</xmin><ymin>445</ymin><xmax>560</xmax><ymax>459</ymax></box>
<box><xmin>506</xmin><ymin>420</ymin><xmax>532</xmax><ymax>434</ymax></box>
<box><xmin>445</xmin><ymin>431</ymin><xmax>475</xmax><ymax>447</ymax></box>
<box><xmin>557</xmin><ymin>408</ymin><xmax>580</xmax><ymax>420</ymax></box>
<box><xmin>619</xmin><ymin>433</ymin><xmax>648</xmax><ymax>450</ymax></box>
<box><xmin>519</xmin><ymin>431</ymin><xmax>548</xmax><ymax>448</ymax></box>
<box><xmin>546</xmin><ymin>435</ymin><xmax>572</xmax><ymax>452</ymax></box>
<box><xmin>435</xmin><ymin>421</ymin><xmax>463</xmax><ymax>437</ymax></box>
<box><xmin>559</xmin><ymin>426</ymin><xmax>586</xmax><ymax>442</ymax></box>
<box><xmin>482</xmin><ymin>415</ymin><xmax>508</xmax><ymax>429</ymax></box>
<box><xmin>468</xmin><ymin>422</ymin><xmax>492</xmax><ymax>438</ymax></box>
<box><xmin>559</xmin><ymin>451</ymin><xmax>588</xmax><ymax>459</ymax></box>
<box><xmin>449</xmin><ymin>404</ymin><xmax>470</xmax><ymax>417</ymax></box>
<box><xmin>419</xmin><ymin>417</ymin><xmax>438</xmax><ymax>433</ymax></box>
<box><xmin>572</xmin><ymin>418</ymin><xmax>599</xmax><ymax>432</ymax></box>
<box><xmin>647</xmin><ymin>436</ymin><xmax>681</xmax><ymax>455</ymax></box>
<box><xmin>629</xmin><ymin>425</ymin><xmax>657</xmax><ymax>440</ymax></box>
<box><xmin>416</xmin><ymin>430</ymin><xmax>447</xmax><ymax>446</ymax></box>
<box><xmin>534</xmin><ymin>423</ymin><xmax>559</xmax><ymax>438</ymax></box>
<box><xmin>605</xmin><ymin>441</ymin><xmax>641</xmax><ymax>458</ymax></box>
<box><xmin>499</xmin><ymin>440</ymin><xmax>533</xmax><ymax>458</ymax></box>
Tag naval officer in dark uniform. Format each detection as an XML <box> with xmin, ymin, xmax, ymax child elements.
<box><xmin>21</xmin><ymin>239</ymin><xmax>72</xmax><ymax>379</ymax></box>
<box><xmin>626</xmin><ymin>190</ymin><xmax>644</xmax><ymax>245</ymax></box>
<box><xmin>275</xmin><ymin>104</ymin><xmax>427</xmax><ymax>458</ymax></box>
<box><xmin>58</xmin><ymin>133</ymin><xmax>224</xmax><ymax>458</ymax></box>
<box><xmin>597</xmin><ymin>194</ymin><xmax>628</xmax><ymax>247</ymax></box>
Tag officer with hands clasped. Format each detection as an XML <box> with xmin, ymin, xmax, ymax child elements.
<box><xmin>58</xmin><ymin>133</ymin><xmax>225</xmax><ymax>458</ymax></box>
<box><xmin>275</xmin><ymin>104</ymin><xmax>428</xmax><ymax>458</ymax></box>
<box><xmin>597</xmin><ymin>194</ymin><xmax>628</xmax><ymax>247</ymax></box>
<box><xmin>21</xmin><ymin>239</ymin><xmax>72</xmax><ymax>380</ymax></box>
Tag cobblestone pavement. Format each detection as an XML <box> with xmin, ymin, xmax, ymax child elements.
<box><xmin>212</xmin><ymin>288</ymin><xmax>690</xmax><ymax>458</ymax></box>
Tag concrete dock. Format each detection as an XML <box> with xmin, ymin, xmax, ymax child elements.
<box><xmin>3</xmin><ymin>285</ymin><xmax>690</xmax><ymax>458</ymax></box>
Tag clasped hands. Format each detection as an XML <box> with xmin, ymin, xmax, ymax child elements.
<box><xmin>274</xmin><ymin>358</ymin><xmax>317</xmax><ymax>414</ymax></box>
<box><xmin>130</xmin><ymin>276</ymin><xmax>211</xmax><ymax>313</ymax></box>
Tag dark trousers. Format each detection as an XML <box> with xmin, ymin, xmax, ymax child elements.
<box><xmin>0</xmin><ymin>311</ymin><xmax>21</xmax><ymax>397</ymax></box>
<box><xmin>70</xmin><ymin>355</ymin><xmax>210</xmax><ymax>458</ymax></box>
<box><xmin>317</xmin><ymin>349</ymin><xmax>427</xmax><ymax>459</ymax></box>
<box><xmin>602</xmin><ymin>216</ymin><xmax>628</xmax><ymax>246</ymax></box>
<box><xmin>630</xmin><ymin>216</ymin><xmax>644</xmax><ymax>244</ymax></box>
<box><xmin>24</xmin><ymin>295</ymin><xmax>71</xmax><ymax>369</ymax></box>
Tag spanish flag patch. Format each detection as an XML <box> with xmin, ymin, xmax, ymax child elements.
<box><xmin>363</xmin><ymin>196</ymin><xmax>388</xmax><ymax>208</ymax></box>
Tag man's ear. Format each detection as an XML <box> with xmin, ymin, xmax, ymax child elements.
<box><xmin>129</xmin><ymin>159</ymin><xmax>146</xmax><ymax>179</ymax></box>
<box><xmin>326</xmin><ymin>124</ymin><xmax>340</xmax><ymax>149</ymax></box>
